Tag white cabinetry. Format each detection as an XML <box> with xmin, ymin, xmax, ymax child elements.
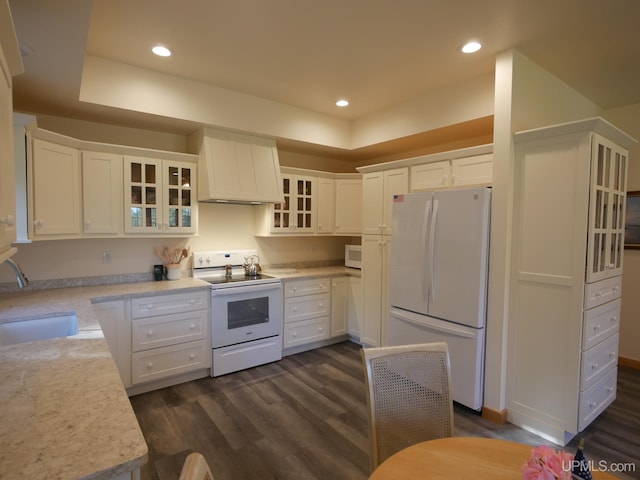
<box><xmin>316</xmin><ymin>177</ymin><xmax>335</xmax><ymax>234</ymax></box>
<box><xmin>93</xmin><ymin>300</ymin><xmax>131</xmax><ymax>387</ymax></box>
<box><xmin>348</xmin><ymin>275</ymin><xmax>363</xmax><ymax>338</ymax></box>
<box><xmin>362</xmin><ymin>168</ymin><xmax>408</xmax><ymax>235</ymax></box>
<box><xmin>283</xmin><ymin>278</ymin><xmax>330</xmax><ymax>352</ymax></box>
<box><xmin>507</xmin><ymin>118</ymin><xmax>635</xmax><ymax>445</ymax></box>
<box><xmin>82</xmin><ymin>151</ymin><xmax>123</xmax><ymax>235</ymax></box>
<box><xmin>124</xmin><ymin>156</ymin><xmax>196</xmax><ymax>234</ymax></box>
<box><xmin>361</xmin><ymin>235</ymin><xmax>393</xmax><ymax>347</ymax></box>
<box><xmin>410</xmin><ymin>153</ymin><xmax>492</xmax><ymax>191</ymax></box>
<box><xmin>29</xmin><ymin>138</ymin><xmax>81</xmax><ymax>237</ymax></box>
<box><xmin>335</xmin><ymin>178</ymin><xmax>362</xmax><ymax>235</ymax></box>
<box><xmin>330</xmin><ymin>276</ymin><xmax>349</xmax><ymax>337</ymax></box>
<box><xmin>130</xmin><ymin>290</ymin><xmax>210</xmax><ymax>386</ymax></box>
<box><xmin>269</xmin><ymin>173</ymin><xmax>316</xmax><ymax>234</ymax></box>
<box><xmin>0</xmin><ymin>55</ymin><xmax>16</xmax><ymax>253</ymax></box>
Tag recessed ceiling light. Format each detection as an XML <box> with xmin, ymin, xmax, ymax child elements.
<box><xmin>336</xmin><ymin>99</ymin><xmax>349</xmax><ymax>107</ymax></box>
<box><xmin>461</xmin><ymin>41</ymin><xmax>482</xmax><ymax>54</ymax></box>
<box><xmin>152</xmin><ymin>45</ymin><xmax>172</xmax><ymax>57</ymax></box>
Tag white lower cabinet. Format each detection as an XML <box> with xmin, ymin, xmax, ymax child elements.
<box><xmin>283</xmin><ymin>275</ymin><xmax>354</xmax><ymax>354</ymax></box>
<box><xmin>94</xmin><ymin>289</ymin><xmax>211</xmax><ymax>394</ymax></box>
<box><xmin>348</xmin><ymin>275</ymin><xmax>363</xmax><ymax>338</ymax></box>
<box><xmin>130</xmin><ymin>290</ymin><xmax>210</xmax><ymax>387</ymax></box>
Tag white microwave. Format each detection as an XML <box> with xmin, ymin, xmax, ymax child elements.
<box><xmin>345</xmin><ymin>245</ymin><xmax>362</xmax><ymax>269</ymax></box>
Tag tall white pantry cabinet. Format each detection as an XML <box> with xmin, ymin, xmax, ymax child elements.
<box><xmin>507</xmin><ymin>118</ymin><xmax>637</xmax><ymax>445</ymax></box>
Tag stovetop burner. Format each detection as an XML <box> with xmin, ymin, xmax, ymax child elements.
<box><xmin>192</xmin><ymin>250</ymin><xmax>281</xmax><ymax>288</ymax></box>
<box><xmin>201</xmin><ymin>273</ymin><xmax>276</xmax><ymax>285</ymax></box>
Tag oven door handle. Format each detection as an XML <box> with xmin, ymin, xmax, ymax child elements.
<box><xmin>210</xmin><ymin>283</ymin><xmax>281</xmax><ymax>296</ymax></box>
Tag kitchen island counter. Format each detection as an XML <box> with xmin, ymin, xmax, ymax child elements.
<box><xmin>0</xmin><ymin>277</ymin><xmax>209</xmax><ymax>479</ymax></box>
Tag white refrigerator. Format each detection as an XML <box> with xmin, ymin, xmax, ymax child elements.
<box><xmin>388</xmin><ymin>187</ymin><xmax>491</xmax><ymax>410</ymax></box>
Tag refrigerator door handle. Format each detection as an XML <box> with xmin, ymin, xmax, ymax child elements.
<box><xmin>421</xmin><ymin>199</ymin><xmax>432</xmax><ymax>301</ymax></box>
<box><xmin>428</xmin><ymin>198</ymin><xmax>439</xmax><ymax>302</ymax></box>
<box><xmin>390</xmin><ymin>308</ymin><xmax>478</xmax><ymax>339</ymax></box>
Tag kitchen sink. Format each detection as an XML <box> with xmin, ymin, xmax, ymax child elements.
<box><xmin>0</xmin><ymin>314</ymin><xmax>79</xmax><ymax>346</ymax></box>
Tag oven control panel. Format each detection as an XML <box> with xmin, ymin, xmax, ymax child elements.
<box><xmin>193</xmin><ymin>250</ymin><xmax>257</xmax><ymax>269</ymax></box>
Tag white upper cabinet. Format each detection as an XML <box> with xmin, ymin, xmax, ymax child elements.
<box><xmin>29</xmin><ymin>138</ymin><xmax>81</xmax><ymax>238</ymax></box>
<box><xmin>82</xmin><ymin>151</ymin><xmax>123</xmax><ymax>235</ymax></box>
<box><xmin>271</xmin><ymin>174</ymin><xmax>316</xmax><ymax>234</ymax></box>
<box><xmin>189</xmin><ymin>128</ymin><xmax>283</xmax><ymax>204</ymax></box>
<box><xmin>410</xmin><ymin>160</ymin><xmax>451</xmax><ymax>190</ymax></box>
<box><xmin>124</xmin><ymin>156</ymin><xmax>197</xmax><ymax>235</ymax></box>
<box><xmin>410</xmin><ymin>154</ymin><xmax>492</xmax><ymax>191</ymax></box>
<box><xmin>451</xmin><ymin>153</ymin><xmax>493</xmax><ymax>187</ymax></box>
<box><xmin>362</xmin><ymin>168</ymin><xmax>408</xmax><ymax>235</ymax></box>
<box><xmin>335</xmin><ymin>178</ymin><xmax>362</xmax><ymax>235</ymax></box>
<box><xmin>586</xmin><ymin>134</ymin><xmax>628</xmax><ymax>283</ymax></box>
<box><xmin>316</xmin><ymin>177</ymin><xmax>335</xmax><ymax>234</ymax></box>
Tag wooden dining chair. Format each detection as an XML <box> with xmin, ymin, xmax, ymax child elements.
<box><xmin>178</xmin><ymin>452</ymin><xmax>214</xmax><ymax>480</ymax></box>
<box><xmin>360</xmin><ymin>342</ymin><xmax>454</xmax><ymax>472</ymax></box>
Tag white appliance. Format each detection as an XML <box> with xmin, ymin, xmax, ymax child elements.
<box><xmin>192</xmin><ymin>250</ymin><xmax>283</xmax><ymax>377</ymax></box>
<box><xmin>388</xmin><ymin>188</ymin><xmax>491</xmax><ymax>410</ymax></box>
<box><xmin>344</xmin><ymin>245</ymin><xmax>362</xmax><ymax>269</ymax></box>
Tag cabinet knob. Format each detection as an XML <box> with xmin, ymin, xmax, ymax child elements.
<box><xmin>595</xmin><ymin>292</ymin><xmax>602</xmax><ymax>298</ymax></box>
<box><xmin>613</xmin><ymin>286</ymin><xmax>619</xmax><ymax>292</ymax></box>
<box><xmin>147</xmin><ymin>304</ymin><xmax>153</xmax><ymax>310</ymax></box>
<box><xmin>292</xmin><ymin>307</ymin><xmax>298</xmax><ymax>312</ymax></box>
<box><xmin>318</xmin><ymin>327</ymin><xmax>323</xmax><ymax>332</ymax></box>
<box><xmin>609</xmin><ymin>351</ymin><xmax>616</xmax><ymax>358</ymax></box>
<box><xmin>611</xmin><ymin>316</ymin><xmax>617</xmax><ymax>323</ymax></box>
<box><xmin>589</xmin><ymin>402</ymin><xmax>597</xmax><ymax>409</ymax></box>
<box><xmin>147</xmin><ymin>330</ymin><xmax>154</xmax><ymax>337</ymax></box>
<box><xmin>606</xmin><ymin>387</ymin><xmax>614</xmax><ymax>393</ymax></box>
<box><xmin>189</xmin><ymin>354</ymin><xmax>195</xmax><ymax>360</ymax></box>
<box><xmin>0</xmin><ymin>215</ymin><xmax>14</xmax><ymax>226</ymax></box>
<box><xmin>189</xmin><ymin>323</ymin><xmax>196</xmax><ymax>330</ymax></box>
<box><xmin>147</xmin><ymin>362</ymin><xmax>154</xmax><ymax>369</ymax></box>
<box><xmin>190</xmin><ymin>299</ymin><xmax>195</xmax><ymax>304</ymax></box>
<box><xmin>592</xmin><ymin>363</ymin><xmax>599</xmax><ymax>370</ymax></box>
<box><xmin>292</xmin><ymin>332</ymin><xmax>297</xmax><ymax>337</ymax></box>
<box><xmin>318</xmin><ymin>302</ymin><xmax>323</xmax><ymax>308</ymax></box>
<box><xmin>32</xmin><ymin>220</ymin><xmax>44</xmax><ymax>228</ymax></box>
<box><xmin>594</xmin><ymin>324</ymin><xmax>600</xmax><ymax>331</ymax></box>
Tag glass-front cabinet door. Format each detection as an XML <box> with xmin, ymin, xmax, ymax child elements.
<box><xmin>164</xmin><ymin>161</ymin><xmax>196</xmax><ymax>233</ymax></box>
<box><xmin>124</xmin><ymin>156</ymin><xmax>163</xmax><ymax>233</ymax></box>
<box><xmin>587</xmin><ymin>133</ymin><xmax>628</xmax><ymax>283</ymax></box>
<box><xmin>124</xmin><ymin>156</ymin><xmax>197</xmax><ymax>234</ymax></box>
<box><xmin>271</xmin><ymin>174</ymin><xmax>315</xmax><ymax>233</ymax></box>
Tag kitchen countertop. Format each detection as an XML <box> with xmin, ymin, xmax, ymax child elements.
<box><xmin>0</xmin><ymin>277</ymin><xmax>209</xmax><ymax>480</ymax></box>
<box><xmin>0</xmin><ymin>268</ymin><xmax>357</xmax><ymax>479</ymax></box>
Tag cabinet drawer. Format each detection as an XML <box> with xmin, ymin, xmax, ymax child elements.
<box><xmin>131</xmin><ymin>290</ymin><xmax>209</xmax><ymax>319</ymax></box>
<box><xmin>283</xmin><ymin>316</ymin><xmax>330</xmax><ymax>348</ymax></box>
<box><xmin>581</xmin><ymin>333</ymin><xmax>618</xmax><ymax>391</ymax></box>
<box><xmin>579</xmin><ymin>366</ymin><xmax>617</xmax><ymax>431</ymax></box>
<box><xmin>132</xmin><ymin>310</ymin><xmax>208</xmax><ymax>352</ymax></box>
<box><xmin>584</xmin><ymin>276</ymin><xmax>621</xmax><ymax>310</ymax></box>
<box><xmin>284</xmin><ymin>278</ymin><xmax>330</xmax><ymax>298</ymax></box>
<box><xmin>131</xmin><ymin>339</ymin><xmax>209</xmax><ymax>385</ymax></box>
<box><xmin>284</xmin><ymin>293</ymin><xmax>330</xmax><ymax>323</ymax></box>
<box><xmin>583</xmin><ymin>299</ymin><xmax>620</xmax><ymax>350</ymax></box>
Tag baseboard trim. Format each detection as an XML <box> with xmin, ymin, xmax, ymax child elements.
<box><xmin>482</xmin><ymin>406</ymin><xmax>507</xmax><ymax>424</ymax></box>
<box><xmin>619</xmin><ymin>356</ymin><xmax>640</xmax><ymax>370</ymax></box>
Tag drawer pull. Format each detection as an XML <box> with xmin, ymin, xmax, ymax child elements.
<box><xmin>609</xmin><ymin>351</ymin><xmax>616</xmax><ymax>358</ymax></box>
<box><xmin>189</xmin><ymin>354</ymin><xmax>195</xmax><ymax>360</ymax></box>
<box><xmin>592</xmin><ymin>363</ymin><xmax>599</xmax><ymax>370</ymax></box>
<box><xmin>595</xmin><ymin>292</ymin><xmax>602</xmax><ymax>298</ymax></box>
<box><xmin>147</xmin><ymin>330</ymin><xmax>154</xmax><ymax>337</ymax></box>
<box><xmin>589</xmin><ymin>402</ymin><xmax>597</xmax><ymax>409</ymax></box>
<box><xmin>292</xmin><ymin>307</ymin><xmax>298</xmax><ymax>312</ymax></box>
<box><xmin>611</xmin><ymin>316</ymin><xmax>617</xmax><ymax>323</ymax></box>
<box><xmin>292</xmin><ymin>332</ymin><xmax>297</xmax><ymax>337</ymax></box>
<box><xmin>318</xmin><ymin>327</ymin><xmax>323</xmax><ymax>332</ymax></box>
<box><xmin>594</xmin><ymin>324</ymin><xmax>600</xmax><ymax>331</ymax></box>
<box><xmin>318</xmin><ymin>303</ymin><xmax>323</xmax><ymax>308</ymax></box>
<box><xmin>189</xmin><ymin>323</ymin><xmax>196</xmax><ymax>330</ymax></box>
<box><xmin>147</xmin><ymin>362</ymin><xmax>153</xmax><ymax>369</ymax></box>
<box><xmin>147</xmin><ymin>304</ymin><xmax>153</xmax><ymax>310</ymax></box>
<box><xmin>613</xmin><ymin>285</ymin><xmax>619</xmax><ymax>292</ymax></box>
<box><xmin>606</xmin><ymin>387</ymin><xmax>614</xmax><ymax>393</ymax></box>
<box><xmin>190</xmin><ymin>299</ymin><xmax>195</xmax><ymax>304</ymax></box>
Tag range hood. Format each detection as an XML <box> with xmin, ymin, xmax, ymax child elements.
<box><xmin>188</xmin><ymin>128</ymin><xmax>284</xmax><ymax>204</ymax></box>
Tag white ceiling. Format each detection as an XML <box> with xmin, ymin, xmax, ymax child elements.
<box><xmin>8</xmin><ymin>0</ymin><xmax>640</xmax><ymax>156</ymax></box>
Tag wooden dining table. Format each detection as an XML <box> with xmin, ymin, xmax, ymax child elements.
<box><xmin>368</xmin><ymin>437</ymin><xmax>620</xmax><ymax>479</ymax></box>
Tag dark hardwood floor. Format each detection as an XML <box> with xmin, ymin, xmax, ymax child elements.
<box><xmin>130</xmin><ymin>341</ymin><xmax>640</xmax><ymax>480</ymax></box>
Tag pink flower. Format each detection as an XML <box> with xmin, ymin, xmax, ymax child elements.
<box><xmin>522</xmin><ymin>445</ymin><xmax>574</xmax><ymax>480</ymax></box>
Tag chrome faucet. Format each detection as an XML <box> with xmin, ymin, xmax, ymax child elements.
<box><xmin>3</xmin><ymin>258</ymin><xmax>29</xmax><ymax>288</ymax></box>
